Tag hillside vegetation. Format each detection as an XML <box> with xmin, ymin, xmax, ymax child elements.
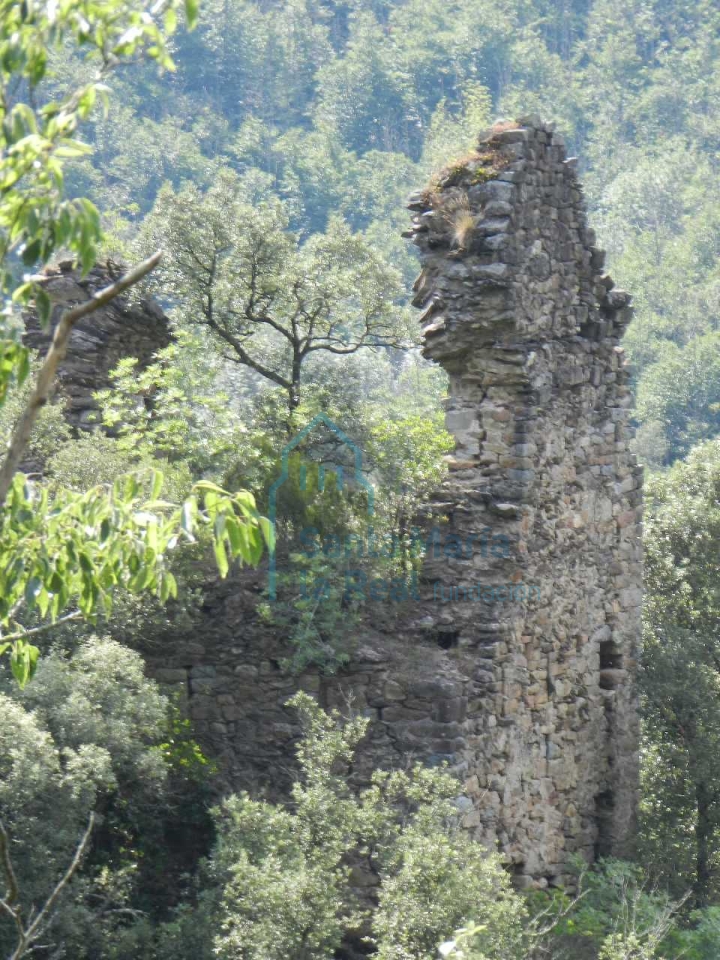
<box><xmin>2</xmin><ymin>0</ymin><xmax>720</xmax><ymax>957</ymax></box>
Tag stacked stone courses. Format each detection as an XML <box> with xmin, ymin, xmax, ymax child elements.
<box><xmin>25</xmin><ymin>118</ymin><xmax>644</xmax><ymax>889</ymax></box>
<box><xmin>23</xmin><ymin>259</ymin><xmax>171</xmax><ymax>431</ymax></box>
<box><xmin>404</xmin><ymin>116</ymin><xmax>643</xmax><ymax>883</ymax></box>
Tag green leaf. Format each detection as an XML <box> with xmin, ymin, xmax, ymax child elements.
<box><xmin>259</xmin><ymin>516</ymin><xmax>276</xmax><ymax>551</ymax></box>
<box><xmin>213</xmin><ymin>538</ymin><xmax>229</xmax><ymax>578</ymax></box>
<box><xmin>24</xmin><ymin>575</ymin><xmax>43</xmax><ymax>609</ymax></box>
<box><xmin>184</xmin><ymin>0</ymin><xmax>199</xmax><ymax>30</ymax></box>
<box><xmin>35</xmin><ymin>287</ymin><xmax>52</xmax><ymax>327</ymax></box>
<box><xmin>21</xmin><ymin>238</ymin><xmax>41</xmax><ymax>266</ymax></box>
<box><xmin>164</xmin><ymin>7</ymin><xmax>177</xmax><ymax>33</ymax></box>
<box><xmin>150</xmin><ymin>469</ymin><xmax>164</xmax><ymax>500</ymax></box>
<box><xmin>54</xmin><ymin>138</ymin><xmax>93</xmax><ymax>158</ymax></box>
<box><xmin>226</xmin><ymin>516</ymin><xmax>245</xmax><ymax>557</ymax></box>
<box><xmin>10</xmin><ymin>640</ymin><xmax>40</xmax><ymax>689</ymax></box>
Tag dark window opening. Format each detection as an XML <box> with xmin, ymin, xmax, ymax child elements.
<box><xmin>600</xmin><ymin>640</ymin><xmax>624</xmax><ymax>690</ymax></box>
<box><xmin>436</xmin><ymin>630</ymin><xmax>459</xmax><ymax>650</ymax></box>
<box><xmin>594</xmin><ymin>789</ymin><xmax>615</xmax><ymax>859</ymax></box>
<box><xmin>600</xmin><ymin>640</ymin><xmax>623</xmax><ymax>670</ymax></box>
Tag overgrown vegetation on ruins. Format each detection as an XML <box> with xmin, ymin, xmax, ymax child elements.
<box><xmin>2</xmin><ymin>0</ymin><xmax>720</xmax><ymax>956</ymax></box>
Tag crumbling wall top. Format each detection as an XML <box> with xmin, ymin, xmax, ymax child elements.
<box><xmin>406</xmin><ymin>117</ymin><xmax>632</xmax><ymax>370</ymax></box>
<box><xmin>23</xmin><ymin>260</ymin><xmax>171</xmax><ymax>431</ymax></box>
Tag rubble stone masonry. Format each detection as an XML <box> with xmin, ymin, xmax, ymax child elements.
<box><xmin>29</xmin><ymin>118</ymin><xmax>643</xmax><ymax>888</ymax></box>
<box><xmin>403</xmin><ymin>116</ymin><xmax>642</xmax><ymax>882</ymax></box>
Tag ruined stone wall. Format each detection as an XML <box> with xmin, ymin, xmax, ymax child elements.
<box><xmin>33</xmin><ymin>120</ymin><xmax>643</xmax><ymax>888</ymax></box>
<box><xmin>401</xmin><ymin>116</ymin><xmax>643</xmax><ymax>882</ymax></box>
<box><xmin>145</xmin><ymin>119</ymin><xmax>642</xmax><ymax>890</ymax></box>
<box><xmin>24</xmin><ymin>260</ymin><xmax>171</xmax><ymax>431</ymax></box>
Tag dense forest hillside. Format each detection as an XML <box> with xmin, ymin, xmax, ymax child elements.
<box><xmin>2</xmin><ymin>0</ymin><xmax>720</xmax><ymax>957</ymax></box>
<box><xmin>55</xmin><ymin>0</ymin><xmax>720</xmax><ymax>467</ymax></box>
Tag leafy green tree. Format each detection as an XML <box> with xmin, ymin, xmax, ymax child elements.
<box><xmin>0</xmin><ymin>465</ymin><xmax>269</xmax><ymax>686</ymax></box>
<box><xmin>641</xmin><ymin>440</ymin><xmax>720</xmax><ymax>906</ymax></box>
<box><xmin>145</xmin><ymin>169</ymin><xmax>411</xmax><ymax>415</ymax></box>
<box><xmin>174</xmin><ymin>0</ymin><xmax>333</xmax><ymax>131</ymax></box>
<box><xmin>443</xmin><ymin>859</ymin><xmax>687</xmax><ymax>960</ymax></box>
<box><xmin>313</xmin><ymin>10</ymin><xmax>418</xmax><ymax>156</ymax></box>
<box><xmin>0</xmin><ymin>0</ymin><xmax>271</xmax><ymax>683</ymax></box>
<box><xmin>364</xmin><ymin>368</ymin><xmax>453</xmax><ymax>561</ymax></box>
<box><xmin>96</xmin><ymin>330</ymin><xmax>252</xmax><ymax>480</ymax></box>
<box><xmin>0</xmin><ymin>0</ymin><xmax>190</xmax><ymax>313</ymax></box>
<box><xmin>0</xmin><ymin>361</ymin><xmax>71</xmax><ymax>466</ymax></box>
<box><xmin>210</xmin><ymin>693</ymin><xmax>526</xmax><ymax>960</ymax></box>
<box><xmin>635</xmin><ymin>334</ymin><xmax>720</xmax><ymax>464</ymax></box>
<box><xmin>0</xmin><ymin>637</ymin><xmax>182</xmax><ymax>959</ymax></box>
<box><xmin>73</xmin><ymin>104</ymin><xmax>210</xmax><ymax>221</ymax></box>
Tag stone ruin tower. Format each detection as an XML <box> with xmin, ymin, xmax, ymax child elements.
<box><xmin>22</xmin><ymin>120</ymin><xmax>643</xmax><ymax>891</ymax></box>
<box><xmin>405</xmin><ymin>117</ymin><xmax>643</xmax><ymax>883</ymax></box>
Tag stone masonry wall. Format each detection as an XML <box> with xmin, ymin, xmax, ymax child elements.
<box><xmin>403</xmin><ymin>116</ymin><xmax>643</xmax><ymax>880</ymax></box>
<box><xmin>32</xmin><ymin>119</ymin><xmax>643</xmax><ymax>889</ymax></box>
<box><xmin>24</xmin><ymin>260</ymin><xmax>171</xmax><ymax>431</ymax></box>
<box><xmin>144</xmin><ymin>119</ymin><xmax>642</xmax><ymax>890</ymax></box>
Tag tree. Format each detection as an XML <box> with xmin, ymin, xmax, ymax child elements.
<box><xmin>641</xmin><ymin>440</ymin><xmax>720</xmax><ymax>906</ymax></box>
<box><xmin>95</xmin><ymin>330</ymin><xmax>253</xmax><ymax>480</ymax></box>
<box><xmin>635</xmin><ymin>333</ymin><xmax>720</xmax><ymax>464</ymax></box>
<box><xmin>0</xmin><ymin>0</ymin><xmax>271</xmax><ymax>682</ymax></box>
<box><xmin>209</xmin><ymin>693</ymin><xmax>528</xmax><ymax>960</ymax></box>
<box><xmin>313</xmin><ymin>10</ymin><xmax>418</xmax><ymax>156</ymax></box>
<box><xmin>0</xmin><ymin>638</ymin><xmax>179</xmax><ymax>959</ymax></box>
<box><xmin>0</xmin><ymin>814</ymin><xmax>95</xmax><ymax>960</ymax></box>
<box><xmin>145</xmin><ymin>169</ymin><xmax>411</xmax><ymax>415</ymax></box>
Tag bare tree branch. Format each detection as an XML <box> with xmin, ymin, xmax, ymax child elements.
<box><xmin>0</xmin><ymin>253</ymin><xmax>163</xmax><ymax>507</ymax></box>
<box><xmin>0</xmin><ymin>611</ymin><xmax>82</xmax><ymax>644</ymax></box>
<box><xmin>204</xmin><ymin>315</ymin><xmax>292</xmax><ymax>391</ymax></box>
<box><xmin>231</xmin><ymin>307</ymin><xmax>297</xmax><ymax>346</ymax></box>
<box><xmin>0</xmin><ymin>814</ymin><xmax>95</xmax><ymax>960</ymax></box>
<box><xmin>19</xmin><ymin>815</ymin><xmax>95</xmax><ymax>957</ymax></box>
<box><xmin>0</xmin><ymin>821</ymin><xmax>20</xmax><ymax>911</ymax></box>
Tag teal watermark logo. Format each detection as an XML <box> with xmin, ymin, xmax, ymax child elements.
<box><xmin>267</xmin><ymin>415</ymin><xmax>540</xmax><ymax>606</ymax></box>
<box><xmin>267</xmin><ymin>413</ymin><xmax>374</xmax><ymax>600</ymax></box>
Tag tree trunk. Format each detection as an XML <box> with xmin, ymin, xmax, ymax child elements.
<box><xmin>695</xmin><ymin>779</ymin><xmax>713</xmax><ymax>907</ymax></box>
<box><xmin>289</xmin><ymin>352</ymin><xmax>302</xmax><ymax>412</ymax></box>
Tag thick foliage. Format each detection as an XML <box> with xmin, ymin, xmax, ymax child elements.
<box><xmin>0</xmin><ymin>637</ymin><xmax>194</xmax><ymax>957</ymax></box>
<box><xmin>210</xmin><ymin>693</ymin><xmax>530</xmax><ymax>960</ymax></box>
